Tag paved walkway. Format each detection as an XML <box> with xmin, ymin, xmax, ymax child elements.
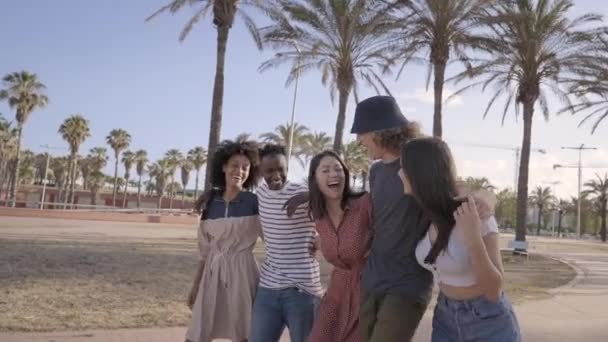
<box><xmin>1</xmin><ymin>218</ymin><xmax>608</xmax><ymax>341</ymax></box>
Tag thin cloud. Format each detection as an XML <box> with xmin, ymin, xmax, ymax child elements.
<box><xmin>398</xmin><ymin>87</ymin><xmax>464</xmax><ymax>108</ymax></box>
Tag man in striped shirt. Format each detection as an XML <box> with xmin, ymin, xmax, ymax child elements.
<box><xmin>249</xmin><ymin>144</ymin><xmax>323</xmax><ymax>342</ymax></box>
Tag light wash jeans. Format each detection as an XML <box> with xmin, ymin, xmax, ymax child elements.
<box><xmin>249</xmin><ymin>286</ymin><xmax>319</xmax><ymax>342</ymax></box>
<box><xmin>431</xmin><ymin>292</ymin><xmax>521</xmax><ymax>342</ymax></box>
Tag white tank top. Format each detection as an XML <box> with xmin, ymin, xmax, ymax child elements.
<box><xmin>415</xmin><ymin>217</ymin><xmax>499</xmax><ymax>287</ymax></box>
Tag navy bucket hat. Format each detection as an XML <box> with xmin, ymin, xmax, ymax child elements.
<box><xmin>350</xmin><ymin>95</ymin><xmax>409</xmax><ymax>134</ymax></box>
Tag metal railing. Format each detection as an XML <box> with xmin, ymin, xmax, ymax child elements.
<box><xmin>1</xmin><ymin>200</ymin><xmax>197</xmax><ymax>215</ymax></box>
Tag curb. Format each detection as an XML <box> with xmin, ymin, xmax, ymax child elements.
<box><xmin>546</xmin><ymin>255</ymin><xmax>585</xmax><ymax>294</ymax></box>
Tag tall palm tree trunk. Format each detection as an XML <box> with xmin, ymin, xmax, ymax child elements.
<box><xmin>137</xmin><ymin>175</ymin><xmax>142</xmax><ymax>209</ymax></box>
<box><xmin>601</xmin><ymin>199</ymin><xmax>607</xmax><ymax>242</ymax></box>
<box><xmin>7</xmin><ymin>126</ymin><xmax>23</xmax><ymax>207</ymax></box>
<box><xmin>515</xmin><ymin>101</ymin><xmax>534</xmax><ymax>246</ymax></box>
<box><xmin>182</xmin><ymin>191</ymin><xmax>186</xmax><ymax>209</ymax></box>
<box><xmin>333</xmin><ymin>88</ymin><xmax>351</xmax><ymax>153</ymax></box>
<box><xmin>536</xmin><ymin>205</ymin><xmax>543</xmax><ymax>236</ymax></box>
<box><xmin>122</xmin><ymin>177</ymin><xmax>129</xmax><ymax>208</ymax></box>
<box><xmin>0</xmin><ymin>162</ymin><xmax>7</xmax><ymax>202</ymax></box>
<box><xmin>112</xmin><ymin>155</ymin><xmax>119</xmax><ymax>207</ymax></box>
<box><xmin>194</xmin><ymin>170</ymin><xmax>200</xmax><ymax>201</ymax></box>
<box><xmin>169</xmin><ymin>175</ymin><xmax>175</xmax><ymax>209</ymax></box>
<box><xmin>204</xmin><ymin>25</ymin><xmax>231</xmax><ymax>191</ymax></box>
<box><xmin>157</xmin><ymin>195</ymin><xmax>162</xmax><ymax>210</ymax></box>
<box><xmin>557</xmin><ymin>210</ymin><xmax>563</xmax><ymax>238</ymax></box>
<box><xmin>68</xmin><ymin>158</ymin><xmax>77</xmax><ymax>208</ymax></box>
<box><xmin>433</xmin><ymin>62</ymin><xmax>447</xmax><ymax>138</ymax></box>
<box><xmin>62</xmin><ymin>156</ymin><xmax>73</xmax><ymax>208</ymax></box>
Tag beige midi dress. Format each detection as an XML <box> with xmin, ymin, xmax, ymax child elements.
<box><xmin>186</xmin><ymin>191</ymin><xmax>262</xmax><ymax>342</ymax></box>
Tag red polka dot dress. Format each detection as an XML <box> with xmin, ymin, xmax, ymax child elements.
<box><xmin>309</xmin><ymin>193</ymin><xmax>373</xmax><ymax>342</ymax></box>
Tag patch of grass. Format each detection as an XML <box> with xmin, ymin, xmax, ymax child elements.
<box><xmin>501</xmin><ymin>252</ymin><xmax>576</xmax><ymax>304</ymax></box>
<box><xmin>0</xmin><ymin>240</ymin><xmax>575</xmax><ymax>332</ymax></box>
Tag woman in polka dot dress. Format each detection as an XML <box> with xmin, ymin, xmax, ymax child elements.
<box><xmin>306</xmin><ymin>151</ymin><xmax>372</xmax><ymax>342</ymax></box>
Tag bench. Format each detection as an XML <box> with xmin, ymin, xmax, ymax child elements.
<box><xmin>506</xmin><ymin>240</ymin><xmax>530</xmax><ymax>262</ymax></box>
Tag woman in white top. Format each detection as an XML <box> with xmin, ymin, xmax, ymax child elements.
<box><xmin>398</xmin><ymin>137</ymin><xmax>521</xmax><ymax>342</ymax></box>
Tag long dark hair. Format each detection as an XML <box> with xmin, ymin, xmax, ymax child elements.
<box><xmin>308</xmin><ymin>150</ymin><xmax>365</xmax><ymax>220</ymax></box>
<box><xmin>400</xmin><ymin>137</ymin><xmax>464</xmax><ymax>264</ymax></box>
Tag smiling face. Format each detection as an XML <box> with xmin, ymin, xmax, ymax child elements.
<box><xmin>314</xmin><ymin>155</ymin><xmax>346</xmax><ymax>201</ymax></box>
<box><xmin>261</xmin><ymin>153</ymin><xmax>287</xmax><ymax>191</ymax></box>
<box><xmin>222</xmin><ymin>154</ymin><xmax>251</xmax><ymax>190</ymax></box>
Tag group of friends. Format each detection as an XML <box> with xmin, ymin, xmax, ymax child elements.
<box><xmin>184</xmin><ymin>96</ymin><xmax>522</xmax><ymax>342</ymax></box>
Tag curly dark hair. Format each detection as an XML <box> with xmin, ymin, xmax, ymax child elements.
<box><xmin>259</xmin><ymin>144</ymin><xmax>287</xmax><ymax>159</ymax></box>
<box><xmin>209</xmin><ymin>139</ymin><xmax>260</xmax><ymax>191</ymax></box>
<box><xmin>372</xmin><ymin>121</ymin><xmax>423</xmax><ymax>153</ymax></box>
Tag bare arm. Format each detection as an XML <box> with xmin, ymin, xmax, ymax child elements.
<box><xmin>468</xmin><ymin>232</ymin><xmax>504</xmax><ymax>301</ymax></box>
<box><xmin>283</xmin><ymin>191</ymin><xmax>310</xmax><ymax>217</ymax></box>
<box><xmin>455</xmin><ymin>198</ymin><xmax>503</xmax><ymax>301</ymax></box>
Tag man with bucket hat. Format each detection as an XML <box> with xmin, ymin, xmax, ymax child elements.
<box><xmin>351</xmin><ymin>95</ymin><xmax>432</xmax><ymax>342</ymax></box>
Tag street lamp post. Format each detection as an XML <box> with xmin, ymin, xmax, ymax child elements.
<box><xmin>553</xmin><ymin>163</ymin><xmax>608</xmax><ymax>239</ymax></box>
<box><xmin>560</xmin><ymin>144</ymin><xmax>597</xmax><ymax>238</ymax></box>
<box><xmin>286</xmin><ymin>42</ymin><xmax>301</xmax><ymax>170</ymax></box>
<box><xmin>39</xmin><ymin>144</ymin><xmax>63</xmax><ymax>210</ymax></box>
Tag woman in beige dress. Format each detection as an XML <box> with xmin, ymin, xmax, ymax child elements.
<box><xmin>186</xmin><ymin>139</ymin><xmax>262</xmax><ymax>342</ymax></box>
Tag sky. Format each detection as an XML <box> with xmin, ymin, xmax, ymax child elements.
<box><xmin>1</xmin><ymin>0</ymin><xmax>607</xmax><ymax>199</ymax></box>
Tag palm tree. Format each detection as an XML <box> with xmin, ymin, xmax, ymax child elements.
<box><xmin>260</xmin><ymin>123</ymin><xmax>309</xmax><ymax>162</ymax></box>
<box><xmin>149</xmin><ymin>159</ymin><xmax>171</xmax><ymax>209</ymax></box>
<box><xmin>0</xmin><ymin>116</ymin><xmax>18</xmax><ymax>200</ymax></box>
<box><xmin>106</xmin><ymin>129</ymin><xmax>131</xmax><ymax>207</ymax></box>
<box><xmin>51</xmin><ymin>157</ymin><xmax>68</xmax><ymax>204</ymax></box>
<box><xmin>0</xmin><ymin>71</ymin><xmax>49</xmax><ymax>207</ymax></box>
<box><xmin>562</xmin><ymin>34</ymin><xmax>608</xmax><ymax>134</ymax></box>
<box><xmin>556</xmin><ymin>199</ymin><xmax>570</xmax><ymax>237</ymax></box>
<box><xmin>145</xmin><ymin>180</ymin><xmax>156</xmax><ymax>196</ymax></box>
<box><xmin>391</xmin><ymin>0</ymin><xmax>491</xmax><ymax>137</ymax></box>
<box><xmin>58</xmin><ymin>115</ymin><xmax>91</xmax><ymax>207</ymax></box>
<box><xmin>529</xmin><ymin>186</ymin><xmax>555</xmax><ymax>236</ymax></box>
<box><xmin>235</xmin><ymin>133</ymin><xmax>252</xmax><ymax>142</ymax></box>
<box><xmin>134</xmin><ymin>150</ymin><xmax>148</xmax><ymax>209</ymax></box>
<box><xmin>463</xmin><ymin>176</ymin><xmax>495</xmax><ymax>192</ymax></box>
<box><xmin>180</xmin><ymin>157</ymin><xmax>194</xmax><ymax>207</ymax></box>
<box><xmin>121</xmin><ymin>150</ymin><xmax>135</xmax><ymax>208</ymax></box>
<box><xmin>164</xmin><ymin>149</ymin><xmax>183</xmax><ymax>209</ymax></box>
<box><xmin>451</xmin><ymin>0</ymin><xmax>601</xmax><ymax>246</ymax></box>
<box><xmin>87</xmin><ymin>171</ymin><xmax>106</xmax><ymax>206</ymax></box>
<box><xmin>79</xmin><ymin>157</ymin><xmax>90</xmax><ymax>191</ymax></box>
<box><xmin>496</xmin><ymin>188</ymin><xmax>517</xmax><ymax>228</ymax></box>
<box><xmin>259</xmin><ymin>0</ymin><xmax>400</xmax><ymax>153</ymax></box>
<box><xmin>299</xmin><ymin>131</ymin><xmax>333</xmax><ymax>168</ymax></box>
<box><xmin>342</xmin><ymin>141</ymin><xmax>369</xmax><ymax>189</ymax></box>
<box><xmin>33</xmin><ymin>153</ymin><xmax>48</xmax><ymax>185</ymax></box>
<box><xmin>18</xmin><ymin>150</ymin><xmax>36</xmax><ymax>185</ymax></box>
<box><xmin>187</xmin><ymin>146</ymin><xmax>207</xmax><ymax>200</ymax></box>
<box><xmin>147</xmin><ymin>0</ymin><xmax>262</xmax><ymax>192</ymax></box>
<box><xmin>88</xmin><ymin>147</ymin><xmax>109</xmax><ymax>172</ymax></box>
<box><xmin>584</xmin><ymin>173</ymin><xmax>608</xmax><ymax>242</ymax></box>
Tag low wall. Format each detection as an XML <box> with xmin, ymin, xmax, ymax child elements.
<box><xmin>0</xmin><ymin>207</ymin><xmax>199</xmax><ymax>225</ymax></box>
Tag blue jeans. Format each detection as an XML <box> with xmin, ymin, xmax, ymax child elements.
<box><xmin>432</xmin><ymin>293</ymin><xmax>521</xmax><ymax>342</ymax></box>
<box><xmin>250</xmin><ymin>286</ymin><xmax>319</xmax><ymax>342</ymax></box>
